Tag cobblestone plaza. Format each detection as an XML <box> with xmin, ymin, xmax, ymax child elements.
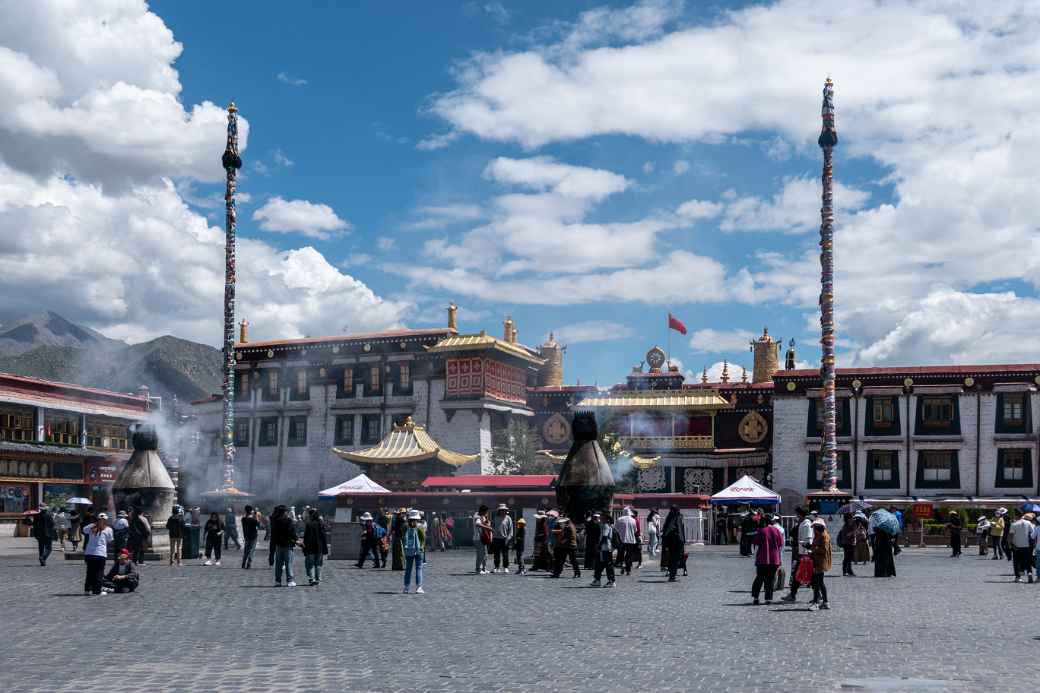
<box><xmin>2</xmin><ymin>540</ymin><xmax>1034</xmax><ymax>692</ymax></box>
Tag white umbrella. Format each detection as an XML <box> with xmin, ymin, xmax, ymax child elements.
<box><xmin>66</xmin><ymin>497</ymin><xmax>92</xmax><ymax>505</ymax></box>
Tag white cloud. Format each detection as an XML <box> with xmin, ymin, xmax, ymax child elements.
<box><xmin>552</xmin><ymin>321</ymin><xmax>635</xmax><ymax>344</ymax></box>
<box><xmin>672</xmin><ymin>160</ymin><xmax>689</xmax><ymax>175</ymax></box>
<box><xmin>689</xmin><ymin>328</ymin><xmax>756</xmax><ymax>353</ymax></box>
<box><xmin>482</xmin><ymin>2</ymin><xmax>510</xmax><ymax>25</ymax></box>
<box><xmin>339</xmin><ymin>253</ymin><xmax>374</xmax><ymax>267</ymax></box>
<box><xmin>377</xmin><ymin>237</ymin><xmax>396</xmax><ymax>252</ymax></box>
<box><xmin>406</xmin><ymin>203</ymin><xmax>484</xmax><ymax>230</ymax></box>
<box><xmin>272</xmin><ymin>149</ymin><xmax>294</xmax><ymax>167</ymax></box>
<box><xmin>276</xmin><ymin>71</ymin><xmax>308</xmax><ymax>86</ymax></box>
<box><xmin>416</xmin><ymin>131</ymin><xmax>459</xmax><ymax>151</ymax></box>
<box><xmin>0</xmin><ymin>1</ymin><xmax>247</xmax><ymax>190</ymax></box>
<box><xmin>251</xmin><ymin>160</ymin><xmax>270</xmax><ymax>176</ymax></box>
<box><xmin>0</xmin><ymin>165</ymin><xmax>407</xmax><ymax>344</ymax></box>
<box><xmin>484</xmin><ymin>156</ymin><xmax>629</xmax><ymax>200</ymax></box>
<box><xmin>642</xmin><ymin>161</ymin><xmax>655</xmax><ymax>174</ymax></box>
<box><xmin>252</xmin><ymin>197</ymin><xmax>350</xmax><ymax>239</ymax></box>
<box><xmin>676</xmin><ymin>199</ymin><xmax>722</xmax><ymax>220</ymax></box>
<box><xmin>719</xmin><ymin>177</ymin><xmax>871</xmax><ymax>233</ymax></box>
<box><xmin>699</xmin><ymin>360</ymin><xmax>749</xmax><ymax>383</ymax></box>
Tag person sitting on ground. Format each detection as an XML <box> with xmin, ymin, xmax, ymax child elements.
<box><xmin>103</xmin><ymin>549</ymin><xmax>140</xmax><ymax>593</ymax></box>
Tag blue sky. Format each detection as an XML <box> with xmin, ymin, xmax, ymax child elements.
<box><xmin>3</xmin><ymin>1</ymin><xmax>1039</xmax><ymax>388</ymax></box>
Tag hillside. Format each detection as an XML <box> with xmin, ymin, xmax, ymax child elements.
<box><xmin>0</xmin><ymin>314</ymin><xmax>221</xmax><ymax>404</ymax></box>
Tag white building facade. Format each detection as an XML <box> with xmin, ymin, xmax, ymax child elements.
<box><xmin>772</xmin><ymin>365</ymin><xmax>1040</xmax><ymax>509</ymax></box>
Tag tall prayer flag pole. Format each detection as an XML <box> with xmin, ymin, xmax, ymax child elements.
<box><xmin>220</xmin><ymin>103</ymin><xmax>242</xmax><ymax>491</ymax></box>
<box><xmin>817</xmin><ymin>78</ymin><xmax>839</xmax><ymax>492</ymax></box>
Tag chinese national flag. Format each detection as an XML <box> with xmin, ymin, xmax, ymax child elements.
<box><xmin>667</xmin><ymin>313</ymin><xmax>687</xmax><ymax>335</ymax></box>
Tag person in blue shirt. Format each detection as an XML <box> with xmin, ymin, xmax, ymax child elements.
<box><xmin>403</xmin><ymin>510</ymin><xmax>426</xmax><ymax>594</ymax></box>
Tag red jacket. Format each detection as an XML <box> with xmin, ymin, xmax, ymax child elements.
<box><xmin>753</xmin><ymin>525</ymin><xmax>783</xmax><ymax>566</ymax></box>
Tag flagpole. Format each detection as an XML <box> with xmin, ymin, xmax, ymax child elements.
<box><xmin>667</xmin><ymin>312</ymin><xmax>671</xmax><ymax>367</ymax></box>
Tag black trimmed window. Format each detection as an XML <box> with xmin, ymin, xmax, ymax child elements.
<box><xmin>806</xmin><ymin>450</ymin><xmax>851</xmax><ymax>489</ymax></box>
<box><xmin>287</xmin><ymin>416</ymin><xmax>308</xmax><ymax>446</ymax></box>
<box><xmin>262</xmin><ymin>370</ymin><xmax>281</xmax><ymax>402</ymax></box>
<box><xmin>916</xmin><ymin>396</ymin><xmax>959</xmax><ymax>435</ymax></box>
<box><xmin>337</xmin><ymin>367</ymin><xmax>356</xmax><ymax>399</ymax></box>
<box><xmin>334</xmin><ymin>415</ymin><xmax>354</xmax><ymax>446</ymax></box>
<box><xmin>995</xmin><ymin>448</ymin><xmax>1033</xmax><ymax>488</ymax></box>
<box><xmin>996</xmin><ymin>393</ymin><xmax>1029</xmax><ymax>434</ymax></box>
<box><xmin>865</xmin><ymin>396</ymin><xmax>900</xmax><ymax>435</ymax></box>
<box><xmin>234</xmin><ymin>418</ymin><xmax>251</xmax><ymax>447</ymax></box>
<box><xmin>865</xmin><ymin>449</ymin><xmax>900</xmax><ymax>489</ymax></box>
<box><xmin>396</xmin><ymin>361</ymin><xmax>412</xmax><ymax>394</ymax></box>
<box><xmin>807</xmin><ymin>398</ymin><xmax>851</xmax><ymax>437</ymax></box>
<box><xmin>915</xmin><ymin>450</ymin><xmax>960</xmax><ymax>488</ymax></box>
<box><xmin>258</xmin><ymin>417</ymin><xmax>279</xmax><ymax>446</ymax></box>
<box><xmin>367</xmin><ymin>365</ymin><xmax>382</xmax><ymax>395</ymax></box>
<box><xmin>361</xmin><ymin>414</ymin><xmax>382</xmax><ymax>444</ymax></box>
<box><xmin>289</xmin><ymin>369</ymin><xmax>309</xmax><ymax>401</ymax></box>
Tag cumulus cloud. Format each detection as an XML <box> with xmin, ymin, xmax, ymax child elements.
<box><xmin>272</xmin><ymin>149</ymin><xmax>294</xmax><ymax>167</ymax></box>
<box><xmin>252</xmin><ymin>197</ymin><xmax>350</xmax><ymax>239</ymax></box>
<box><xmin>276</xmin><ymin>71</ymin><xmax>307</xmax><ymax>86</ymax></box>
<box><xmin>406</xmin><ymin>203</ymin><xmax>484</xmax><ymax>230</ymax></box>
<box><xmin>552</xmin><ymin>321</ymin><xmax>635</xmax><ymax>344</ymax></box>
<box><xmin>0</xmin><ymin>1</ymin><xmax>405</xmax><ymax>345</ymax></box>
<box><xmin>425</xmin><ymin>0</ymin><xmax>1040</xmax><ymax>365</ymax></box>
<box><xmin>718</xmin><ymin>177</ymin><xmax>871</xmax><ymax>233</ymax></box>
<box><xmin>672</xmin><ymin>160</ymin><xmax>690</xmax><ymax>175</ymax></box>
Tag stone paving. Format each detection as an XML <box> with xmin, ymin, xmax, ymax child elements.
<box><xmin>1</xmin><ymin>537</ymin><xmax>1036</xmax><ymax>692</ymax></box>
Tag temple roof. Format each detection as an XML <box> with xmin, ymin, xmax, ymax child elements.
<box><xmin>576</xmin><ymin>390</ymin><xmax>734</xmax><ymax>411</ymax></box>
<box><xmin>332</xmin><ymin>417</ymin><xmax>478</xmax><ymax>467</ymax></box>
<box><xmin>426</xmin><ymin>333</ymin><xmax>545</xmax><ymax>365</ymax></box>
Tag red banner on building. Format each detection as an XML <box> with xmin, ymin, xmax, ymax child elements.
<box><xmin>910</xmin><ymin>502</ymin><xmax>933</xmax><ymax>519</ymax></box>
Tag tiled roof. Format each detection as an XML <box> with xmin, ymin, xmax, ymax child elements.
<box><xmin>332</xmin><ymin>419</ymin><xmax>478</xmax><ymax>467</ymax></box>
<box><xmin>236</xmin><ymin>328</ymin><xmax>453</xmax><ymax>350</ymax></box>
<box><xmin>776</xmin><ymin>364</ymin><xmax>1040</xmax><ymax>377</ymax></box>
<box><xmin>576</xmin><ymin>390</ymin><xmax>733</xmax><ymax>411</ymax></box>
<box><xmin>426</xmin><ymin>333</ymin><xmax>545</xmax><ymax>365</ymax></box>
<box><xmin>528</xmin><ymin>385</ymin><xmax>598</xmax><ymax>393</ymax></box>
<box><xmin>0</xmin><ymin>386</ymin><xmax>149</xmax><ymax>419</ymax></box>
<box><xmin>0</xmin><ymin>372</ymin><xmax>150</xmax><ymax>409</ymax></box>
<box><xmin>0</xmin><ymin>440</ymin><xmax>113</xmax><ymax>459</ymax></box>
<box><xmin>422</xmin><ymin>474</ymin><xmax>557</xmax><ymax>489</ymax></box>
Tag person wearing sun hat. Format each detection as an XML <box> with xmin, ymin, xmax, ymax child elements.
<box><xmin>513</xmin><ymin>517</ymin><xmax>528</xmax><ymax>575</ymax></box>
<box><xmin>103</xmin><ymin>548</ymin><xmax>139</xmax><ymax>593</ymax></box>
<box><xmin>402</xmin><ymin>509</ymin><xmax>426</xmax><ymax>593</ymax></box>
<box><xmin>490</xmin><ymin>503</ymin><xmax>514</xmax><ymax>573</ymax></box>
<box><xmin>551</xmin><ymin>516</ymin><xmax>581</xmax><ymax>579</ymax></box>
<box><xmin>808</xmin><ymin>519</ymin><xmax>832</xmax><ymax>611</ymax></box>
<box><xmin>356</xmin><ymin>512</ymin><xmax>380</xmax><ymax>569</ymax></box>
<box><xmin>990</xmin><ymin>508</ymin><xmax>1006</xmax><ymax>560</ymax></box>
<box><xmin>81</xmin><ymin>512</ymin><xmax>113</xmax><ymax>595</ymax></box>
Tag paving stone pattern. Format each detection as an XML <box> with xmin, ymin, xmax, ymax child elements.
<box><xmin>1</xmin><ymin>542</ymin><xmax>1035</xmax><ymax>692</ymax></box>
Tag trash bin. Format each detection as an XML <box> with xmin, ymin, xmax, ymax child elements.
<box><xmin>182</xmin><ymin>525</ymin><xmax>201</xmax><ymax>560</ymax></box>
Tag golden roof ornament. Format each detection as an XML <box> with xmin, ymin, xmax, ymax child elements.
<box><xmin>721</xmin><ymin>360</ymin><xmax>730</xmax><ymax>384</ymax></box>
<box><xmin>701</xmin><ymin>366</ymin><xmax>708</xmax><ymax>384</ymax></box>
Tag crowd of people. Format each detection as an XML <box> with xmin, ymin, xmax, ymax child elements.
<box><xmin>24</xmin><ymin>496</ymin><xmax>1040</xmax><ymax>599</ymax></box>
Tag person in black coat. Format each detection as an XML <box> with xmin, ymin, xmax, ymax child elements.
<box><xmin>661</xmin><ymin>506</ymin><xmax>687</xmax><ymax>582</ymax></box>
<box><xmin>128</xmin><ymin>508</ymin><xmax>151</xmax><ymax>565</ymax></box>
<box><xmin>269</xmin><ymin>505</ymin><xmax>300</xmax><ymax>587</ymax></box>
<box><xmin>583</xmin><ymin>512</ymin><xmax>601</xmax><ymax>570</ymax></box>
<box><xmin>203</xmin><ymin>512</ymin><xmax>224</xmax><ymax>566</ymax></box>
<box><xmin>302</xmin><ymin>508</ymin><xmax>329</xmax><ymax>586</ymax></box>
<box><xmin>31</xmin><ymin>507</ymin><xmax>57</xmax><ymax>566</ymax></box>
<box><xmin>103</xmin><ymin>549</ymin><xmax>140</xmax><ymax>593</ymax></box>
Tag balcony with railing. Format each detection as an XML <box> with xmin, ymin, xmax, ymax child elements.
<box><xmin>618</xmin><ymin>435</ymin><xmax>714</xmax><ymax>451</ymax></box>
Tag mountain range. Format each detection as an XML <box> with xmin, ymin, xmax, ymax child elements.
<box><xmin>0</xmin><ymin>311</ymin><xmax>222</xmax><ymax>405</ymax></box>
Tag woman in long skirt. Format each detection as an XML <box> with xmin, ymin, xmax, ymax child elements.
<box><xmin>873</xmin><ymin>529</ymin><xmax>896</xmax><ymax>577</ymax></box>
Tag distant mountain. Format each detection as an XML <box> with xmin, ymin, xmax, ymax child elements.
<box><xmin>0</xmin><ymin>313</ymin><xmax>221</xmax><ymax>405</ymax></box>
<box><xmin>0</xmin><ymin>310</ymin><xmax>123</xmax><ymax>356</ymax></box>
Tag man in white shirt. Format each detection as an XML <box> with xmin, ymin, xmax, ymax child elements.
<box><xmin>82</xmin><ymin>513</ymin><xmax>114</xmax><ymax>596</ymax></box>
<box><xmin>1008</xmin><ymin>511</ymin><xmax>1035</xmax><ymax>583</ymax></box>
<box><xmin>614</xmin><ymin>509</ymin><xmax>638</xmax><ymax>575</ymax></box>
<box><xmin>782</xmin><ymin>507</ymin><xmax>814</xmax><ymax>602</ymax></box>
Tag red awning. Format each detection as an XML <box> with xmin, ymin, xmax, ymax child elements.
<box><xmin>421</xmin><ymin>474</ymin><xmax>556</xmax><ymax>490</ymax></box>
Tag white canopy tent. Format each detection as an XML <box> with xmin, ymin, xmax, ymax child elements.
<box><xmin>710</xmin><ymin>475</ymin><xmax>781</xmax><ymax>507</ymax></box>
<box><xmin>318</xmin><ymin>473</ymin><xmax>390</xmax><ymax>498</ymax></box>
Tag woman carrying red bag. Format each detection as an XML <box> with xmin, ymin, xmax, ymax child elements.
<box><xmin>808</xmin><ymin>519</ymin><xmax>832</xmax><ymax>611</ymax></box>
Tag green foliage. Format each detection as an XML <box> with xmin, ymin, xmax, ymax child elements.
<box><xmin>489</xmin><ymin>419</ymin><xmax>555</xmax><ymax>476</ymax></box>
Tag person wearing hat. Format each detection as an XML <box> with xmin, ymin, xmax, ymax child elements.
<box><xmin>945</xmin><ymin>511</ymin><xmax>963</xmax><ymax>558</ymax></box>
<box><xmin>990</xmin><ymin>508</ymin><xmax>1006</xmax><ymax>560</ymax></box>
<box><xmin>490</xmin><ymin>504</ymin><xmax>514</xmax><ymax>573</ymax></box>
<box><xmin>1009</xmin><ymin>510</ymin><xmax>1035</xmax><ymax>583</ymax></box>
<box><xmin>975</xmin><ymin>515</ymin><xmax>990</xmax><ymax>556</ymax></box>
<box><xmin>808</xmin><ymin>519</ymin><xmax>832</xmax><ymax>610</ymax></box>
<box><xmin>111</xmin><ymin>510</ymin><xmax>130</xmax><ymax>560</ymax></box>
<box><xmin>355</xmin><ymin>512</ymin><xmax>380</xmax><ymax>569</ymax></box>
<box><xmin>551</xmin><ymin>516</ymin><xmax>580</xmax><ymax>579</ymax></box>
<box><xmin>82</xmin><ymin>512</ymin><xmax>113</xmax><ymax>595</ymax></box>
<box><xmin>30</xmin><ymin>504</ymin><xmax>56</xmax><ymax>567</ymax></box>
<box><xmin>403</xmin><ymin>509</ymin><xmax>426</xmax><ymax>593</ymax></box>
<box><xmin>102</xmin><ymin>549</ymin><xmax>139</xmax><ymax>593</ymax></box>
<box><xmin>514</xmin><ymin>517</ymin><xmax>528</xmax><ymax>575</ymax></box>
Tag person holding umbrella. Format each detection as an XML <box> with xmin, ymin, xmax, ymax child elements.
<box><xmin>871</xmin><ymin>510</ymin><xmax>898</xmax><ymax>578</ymax></box>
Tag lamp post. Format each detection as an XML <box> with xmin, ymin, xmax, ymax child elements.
<box><xmin>817</xmin><ymin>78</ymin><xmax>839</xmax><ymax>493</ymax></box>
<box><xmin>220</xmin><ymin>102</ymin><xmax>242</xmax><ymax>492</ymax></box>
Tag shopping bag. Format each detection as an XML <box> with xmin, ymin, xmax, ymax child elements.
<box><xmin>774</xmin><ymin>565</ymin><xmax>786</xmax><ymax>592</ymax></box>
<box><xmin>795</xmin><ymin>555</ymin><xmax>814</xmax><ymax>586</ymax></box>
